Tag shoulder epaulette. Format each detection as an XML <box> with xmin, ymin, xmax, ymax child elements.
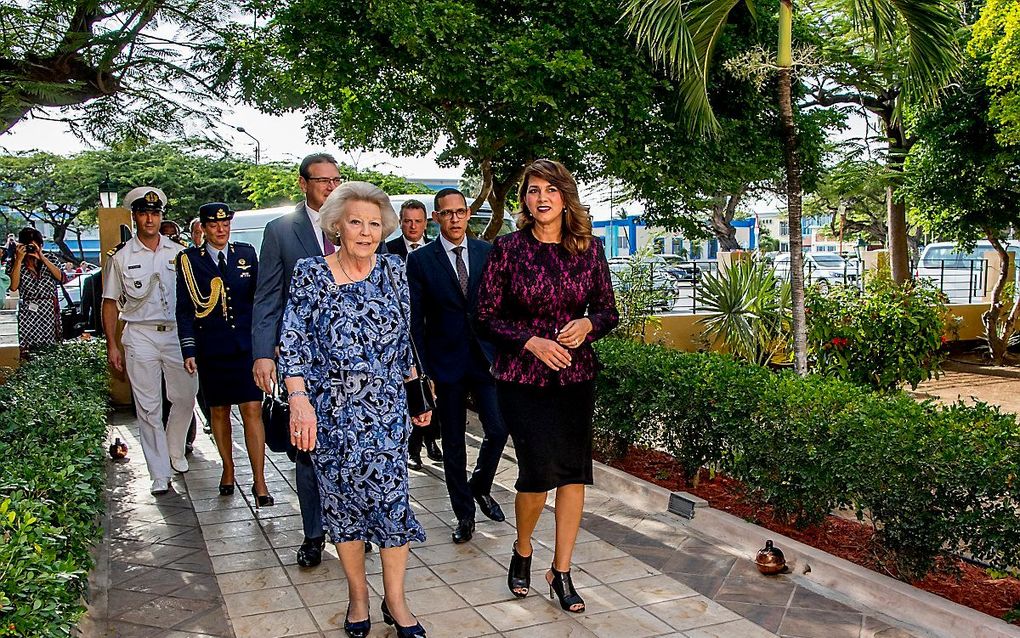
<box><xmin>175</xmin><ymin>237</ymin><xmax>188</xmax><ymax>248</ymax></box>
<box><xmin>106</xmin><ymin>241</ymin><xmax>127</xmax><ymax>257</ymax></box>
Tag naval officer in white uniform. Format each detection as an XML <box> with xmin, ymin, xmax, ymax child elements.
<box><xmin>102</xmin><ymin>187</ymin><xmax>199</xmax><ymax>495</ymax></box>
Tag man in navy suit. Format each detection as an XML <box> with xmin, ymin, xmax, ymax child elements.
<box><xmin>251</xmin><ymin>153</ymin><xmax>348</xmax><ymax>567</ymax></box>
<box><xmin>407</xmin><ymin>188</ymin><xmax>509</xmax><ymax>544</ymax></box>
<box><xmin>386</xmin><ymin>199</ymin><xmax>444</xmax><ymax>471</ymax></box>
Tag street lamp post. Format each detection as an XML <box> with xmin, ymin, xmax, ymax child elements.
<box><xmin>99</xmin><ymin>175</ymin><xmax>118</xmax><ymax>209</ymax></box>
<box><xmin>235</xmin><ymin>126</ymin><xmax>261</xmax><ymax>165</ymax></box>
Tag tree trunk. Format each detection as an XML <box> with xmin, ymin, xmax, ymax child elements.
<box><xmin>883</xmin><ymin>112</ymin><xmax>911</xmax><ymax>284</ymax></box>
<box><xmin>982</xmin><ymin>233</ymin><xmax>1018</xmax><ymax>365</ymax></box>
<box><xmin>710</xmin><ymin>190</ymin><xmax>744</xmax><ymax>251</ymax></box>
<box><xmin>482</xmin><ymin>165</ymin><xmax>527</xmax><ymax>241</ymax></box>
<box><xmin>778</xmin><ymin>0</ymin><xmax>807</xmax><ymax>375</ymax></box>
<box><xmin>51</xmin><ymin>224</ymin><xmax>77</xmax><ymax>263</ymax></box>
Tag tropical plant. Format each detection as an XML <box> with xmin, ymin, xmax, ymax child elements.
<box><xmin>622</xmin><ymin>0</ymin><xmax>961</xmax><ymax>374</ymax></box>
<box><xmin>696</xmin><ymin>258</ymin><xmax>791</xmax><ymax>365</ymax></box>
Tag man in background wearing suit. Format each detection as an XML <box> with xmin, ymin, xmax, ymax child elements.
<box><xmin>386</xmin><ymin>199</ymin><xmax>444</xmax><ymax>471</ymax></box>
<box><xmin>251</xmin><ymin>153</ymin><xmax>346</xmax><ymax>567</ymax></box>
<box><xmin>407</xmin><ymin>188</ymin><xmax>508</xmax><ymax>544</ymax></box>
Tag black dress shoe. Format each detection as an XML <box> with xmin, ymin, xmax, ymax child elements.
<box><xmin>296</xmin><ymin>537</ymin><xmax>325</xmax><ymax>567</ymax></box>
<box><xmin>425</xmin><ymin>440</ymin><xmax>444</xmax><ymax>463</ymax></box>
<box><xmin>344</xmin><ymin>602</ymin><xmax>371</xmax><ymax>638</ymax></box>
<box><xmin>451</xmin><ymin>518</ymin><xmax>474</xmax><ymax>544</ymax></box>
<box><xmin>408</xmin><ymin>453</ymin><xmax>423</xmax><ymax>471</ymax></box>
<box><xmin>474</xmin><ymin>493</ymin><xmax>505</xmax><ymax>522</ymax></box>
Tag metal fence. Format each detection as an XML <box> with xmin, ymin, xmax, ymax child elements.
<box><xmin>614</xmin><ymin>257</ymin><xmax>994</xmax><ymax>317</ymax></box>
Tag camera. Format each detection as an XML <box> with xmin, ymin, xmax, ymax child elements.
<box><xmin>25</xmin><ymin>244</ymin><xmax>37</xmax><ymax>254</ymax></box>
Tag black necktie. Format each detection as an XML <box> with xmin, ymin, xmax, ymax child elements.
<box><xmin>217</xmin><ymin>252</ymin><xmax>226</xmax><ymax>275</ymax></box>
<box><xmin>410</xmin><ymin>242</ymin><xmax>420</xmax><ymax>251</ymax></box>
<box><xmin>452</xmin><ymin>246</ymin><xmax>468</xmax><ymax>296</ymax></box>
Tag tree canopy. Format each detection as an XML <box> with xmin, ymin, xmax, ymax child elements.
<box><xmin>232</xmin><ymin>0</ymin><xmax>676</xmax><ymax>238</ymax></box>
<box><xmin>0</xmin><ymin>0</ymin><xmax>235</xmax><ymax>141</ymax></box>
<box><xmin>971</xmin><ymin>0</ymin><xmax>1020</xmax><ymax>145</ymax></box>
<box><xmin>606</xmin><ymin>0</ymin><xmax>838</xmax><ymax>249</ymax></box>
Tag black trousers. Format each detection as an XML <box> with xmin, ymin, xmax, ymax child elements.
<box><xmin>435</xmin><ymin>375</ymin><xmax>508</xmax><ymax>522</ymax></box>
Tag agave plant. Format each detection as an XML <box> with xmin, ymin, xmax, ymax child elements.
<box><xmin>696</xmin><ymin>259</ymin><xmax>791</xmax><ymax>365</ymax></box>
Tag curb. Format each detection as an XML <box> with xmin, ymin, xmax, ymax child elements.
<box><xmin>590</xmin><ymin>454</ymin><xmax>1020</xmax><ymax>638</ymax></box>
<box><xmin>942</xmin><ymin>358</ymin><xmax>1020</xmax><ymax>380</ymax></box>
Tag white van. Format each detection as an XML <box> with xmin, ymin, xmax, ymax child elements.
<box><xmin>915</xmin><ymin>241</ymin><xmax>1020</xmax><ymax>303</ymax></box>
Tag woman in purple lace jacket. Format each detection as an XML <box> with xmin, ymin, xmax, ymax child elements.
<box><xmin>476</xmin><ymin>159</ymin><xmax>618</xmax><ymax>614</ymax></box>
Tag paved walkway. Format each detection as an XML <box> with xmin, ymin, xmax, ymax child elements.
<box><xmin>916</xmin><ymin>368</ymin><xmax>1020</xmax><ymax>414</ymax></box>
<box><xmin>86</xmin><ymin>409</ymin><xmax>923</xmax><ymax>638</ymax></box>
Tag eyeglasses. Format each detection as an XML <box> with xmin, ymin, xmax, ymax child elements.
<box><xmin>436</xmin><ymin>207</ymin><xmax>471</xmax><ymax>219</ymax></box>
<box><xmin>305</xmin><ymin>177</ymin><xmax>345</xmax><ymax>186</ymax></box>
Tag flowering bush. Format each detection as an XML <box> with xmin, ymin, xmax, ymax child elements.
<box><xmin>806</xmin><ymin>275</ymin><xmax>948</xmax><ymax>391</ymax></box>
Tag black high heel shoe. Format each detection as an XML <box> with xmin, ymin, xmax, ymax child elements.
<box><xmin>218</xmin><ymin>483</ymin><xmax>234</xmax><ymax>496</ymax></box>
<box><xmin>250</xmin><ymin>485</ymin><xmax>275</xmax><ymax>508</ymax></box>
<box><xmin>507</xmin><ymin>541</ymin><xmax>532</xmax><ymax>598</ymax></box>
<box><xmin>343</xmin><ymin>603</ymin><xmax>370</xmax><ymax>638</ymax></box>
<box><xmin>381</xmin><ymin>600</ymin><xmax>426</xmax><ymax>637</ymax></box>
<box><xmin>547</xmin><ymin>566</ymin><xmax>585</xmax><ymax>613</ymax></box>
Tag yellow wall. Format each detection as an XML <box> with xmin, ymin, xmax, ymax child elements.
<box><xmin>647</xmin><ymin>302</ymin><xmax>988</xmax><ymax>353</ymax></box>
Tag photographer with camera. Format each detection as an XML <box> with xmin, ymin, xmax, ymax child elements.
<box><xmin>9</xmin><ymin>227</ymin><xmax>68</xmax><ymax>358</ymax></box>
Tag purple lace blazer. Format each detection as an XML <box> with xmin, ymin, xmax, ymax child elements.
<box><xmin>475</xmin><ymin>230</ymin><xmax>619</xmax><ymax>387</ymax></box>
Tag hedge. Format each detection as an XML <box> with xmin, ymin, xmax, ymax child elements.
<box><xmin>0</xmin><ymin>340</ymin><xmax>109</xmax><ymax>638</ymax></box>
<box><xmin>594</xmin><ymin>337</ymin><xmax>1020</xmax><ymax>581</ymax></box>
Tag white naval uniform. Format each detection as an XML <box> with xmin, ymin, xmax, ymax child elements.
<box><xmin>103</xmin><ymin>235</ymin><xmax>199</xmax><ymax>482</ymax></box>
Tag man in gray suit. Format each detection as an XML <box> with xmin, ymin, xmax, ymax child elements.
<box><xmin>251</xmin><ymin>153</ymin><xmax>345</xmax><ymax>567</ymax></box>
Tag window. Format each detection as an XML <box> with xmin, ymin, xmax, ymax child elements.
<box><xmin>690</xmin><ymin>242</ymin><xmax>702</xmax><ymax>260</ymax></box>
<box><xmin>671</xmin><ymin>237</ymin><xmax>684</xmax><ymax>255</ymax></box>
<box><xmin>652</xmin><ymin>237</ymin><xmax>665</xmax><ymax>254</ymax></box>
<box><xmin>779</xmin><ymin>221</ymin><xmax>790</xmax><ymax>236</ymax></box>
<box><xmin>616</xmin><ymin>235</ymin><xmax>629</xmax><ymax>251</ymax></box>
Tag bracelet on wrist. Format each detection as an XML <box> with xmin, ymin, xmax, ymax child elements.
<box><xmin>287</xmin><ymin>390</ymin><xmax>309</xmax><ymax>400</ymax></box>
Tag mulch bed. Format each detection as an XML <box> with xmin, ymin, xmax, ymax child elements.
<box><xmin>595</xmin><ymin>444</ymin><xmax>1020</xmax><ymax>625</ymax></box>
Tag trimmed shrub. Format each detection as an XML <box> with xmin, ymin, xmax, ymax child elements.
<box><xmin>594</xmin><ymin>337</ymin><xmax>1020</xmax><ymax>581</ymax></box>
<box><xmin>806</xmin><ymin>275</ymin><xmax>948</xmax><ymax>391</ymax></box>
<box><xmin>0</xmin><ymin>340</ymin><xmax>109</xmax><ymax>638</ymax></box>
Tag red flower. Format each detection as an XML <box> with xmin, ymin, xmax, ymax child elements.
<box><xmin>940</xmin><ymin>336</ymin><xmax>949</xmax><ymax>344</ymax></box>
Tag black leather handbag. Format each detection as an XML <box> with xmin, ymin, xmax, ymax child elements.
<box><xmin>382</xmin><ymin>260</ymin><xmax>436</xmax><ymax>418</ymax></box>
<box><xmin>262</xmin><ymin>387</ymin><xmax>294</xmax><ymax>455</ymax></box>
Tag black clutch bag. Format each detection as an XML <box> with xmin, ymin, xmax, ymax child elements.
<box><xmin>383</xmin><ymin>259</ymin><xmax>436</xmax><ymax>418</ymax></box>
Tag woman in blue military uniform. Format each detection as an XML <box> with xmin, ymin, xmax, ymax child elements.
<box><xmin>176</xmin><ymin>202</ymin><xmax>273</xmax><ymax>505</ymax></box>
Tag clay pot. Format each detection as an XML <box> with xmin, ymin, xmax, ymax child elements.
<box><xmin>755</xmin><ymin>539</ymin><xmax>786</xmax><ymax>575</ymax></box>
<box><xmin>108</xmin><ymin>438</ymin><xmax>128</xmax><ymax>460</ymax></box>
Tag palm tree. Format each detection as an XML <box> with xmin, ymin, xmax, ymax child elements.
<box><xmin>622</xmin><ymin>0</ymin><xmax>960</xmax><ymax>374</ymax></box>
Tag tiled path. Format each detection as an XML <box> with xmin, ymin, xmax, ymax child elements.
<box><xmin>87</xmin><ymin>409</ymin><xmax>921</xmax><ymax>638</ymax></box>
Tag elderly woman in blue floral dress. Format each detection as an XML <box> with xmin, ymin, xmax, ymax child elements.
<box><xmin>279</xmin><ymin>181</ymin><xmax>430</xmax><ymax>638</ymax></box>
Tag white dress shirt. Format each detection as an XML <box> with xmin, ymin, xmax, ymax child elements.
<box><xmin>438</xmin><ymin>233</ymin><xmax>468</xmax><ymax>278</ymax></box>
<box><xmin>403</xmin><ymin>236</ymin><xmax>425</xmax><ymax>254</ymax></box>
<box><xmin>305</xmin><ymin>203</ymin><xmax>325</xmax><ymax>253</ymax></box>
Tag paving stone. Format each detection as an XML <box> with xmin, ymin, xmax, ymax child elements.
<box><xmin>418</xmin><ymin>607</ymin><xmax>499</xmax><ymax>638</ymax></box>
<box><xmin>715</xmin><ymin>576</ymin><xmax>796</xmax><ymax>606</ymax></box>
<box><xmin>643</xmin><ymin>596</ymin><xmax>741</xmax><ymax>631</ymax></box>
<box><xmin>716</xmin><ymin>600</ymin><xmax>786</xmax><ymax>634</ymax></box>
<box><xmin>223</xmin><ymin>585</ymin><xmax>305</xmax><ymax>617</ymax></box>
<box><xmin>778</xmin><ymin>607</ymin><xmax>864</xmax><ymax>638</ymax></box>
<box><xmin>114</xmin><ymin>594</ymin><xmax>215</xmax><ymax>629</ymax></box>
<box><xmin>231</xmin><ymin>607</ymin><xmax>318</xmax><ymax>638</ymax></box>
<box><xmin>576</xmin><ymin>605</ymin><xmax>674</xmax><ymax>638</ymax></box>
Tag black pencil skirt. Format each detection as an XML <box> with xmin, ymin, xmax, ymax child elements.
<box><xmin>496</xmin><ymin>380</ymin><xmax>595</xmax><ymax>493</ymax></box>
<box><xmin>196</xmin><ymin>352</ymin><xmax>263</xmax><ymax>407</ymax></box>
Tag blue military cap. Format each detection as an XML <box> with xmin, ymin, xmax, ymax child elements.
<box><xmin>198</xmin><ymin>202</ymin><xmax>234</xmax><ymax>223</ymax></box>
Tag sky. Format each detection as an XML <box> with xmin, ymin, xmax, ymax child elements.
<box><xmin>0</xmin><ymin>97</ymin><xmax>876</xmax><ymax>223</ymax></box>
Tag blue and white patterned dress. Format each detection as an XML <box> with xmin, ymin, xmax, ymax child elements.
<box><xmin>279</xmin><ymin>254</ymin><xmax>425</xmax><ymax>548</ymax></box>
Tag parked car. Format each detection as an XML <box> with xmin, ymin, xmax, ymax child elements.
<box><xmin>915</xmin><ymin>241</ymin><xmax>1020</xmax><ymax>304</ymax></box>
<box><xmin>772</xmin><ymin>252</ymin><xmax>855</xmax><ymax>292</ymax></box>
<box><xmin>657</xmin><ymin>254</ymin><xmax>703</xmax><ymax>282</ymax></box>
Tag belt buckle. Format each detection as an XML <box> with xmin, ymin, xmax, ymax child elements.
<box><xmin>156</xmin><ymin>325</ymin><xmax>170</xmax><ymax>332</ymax></box>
